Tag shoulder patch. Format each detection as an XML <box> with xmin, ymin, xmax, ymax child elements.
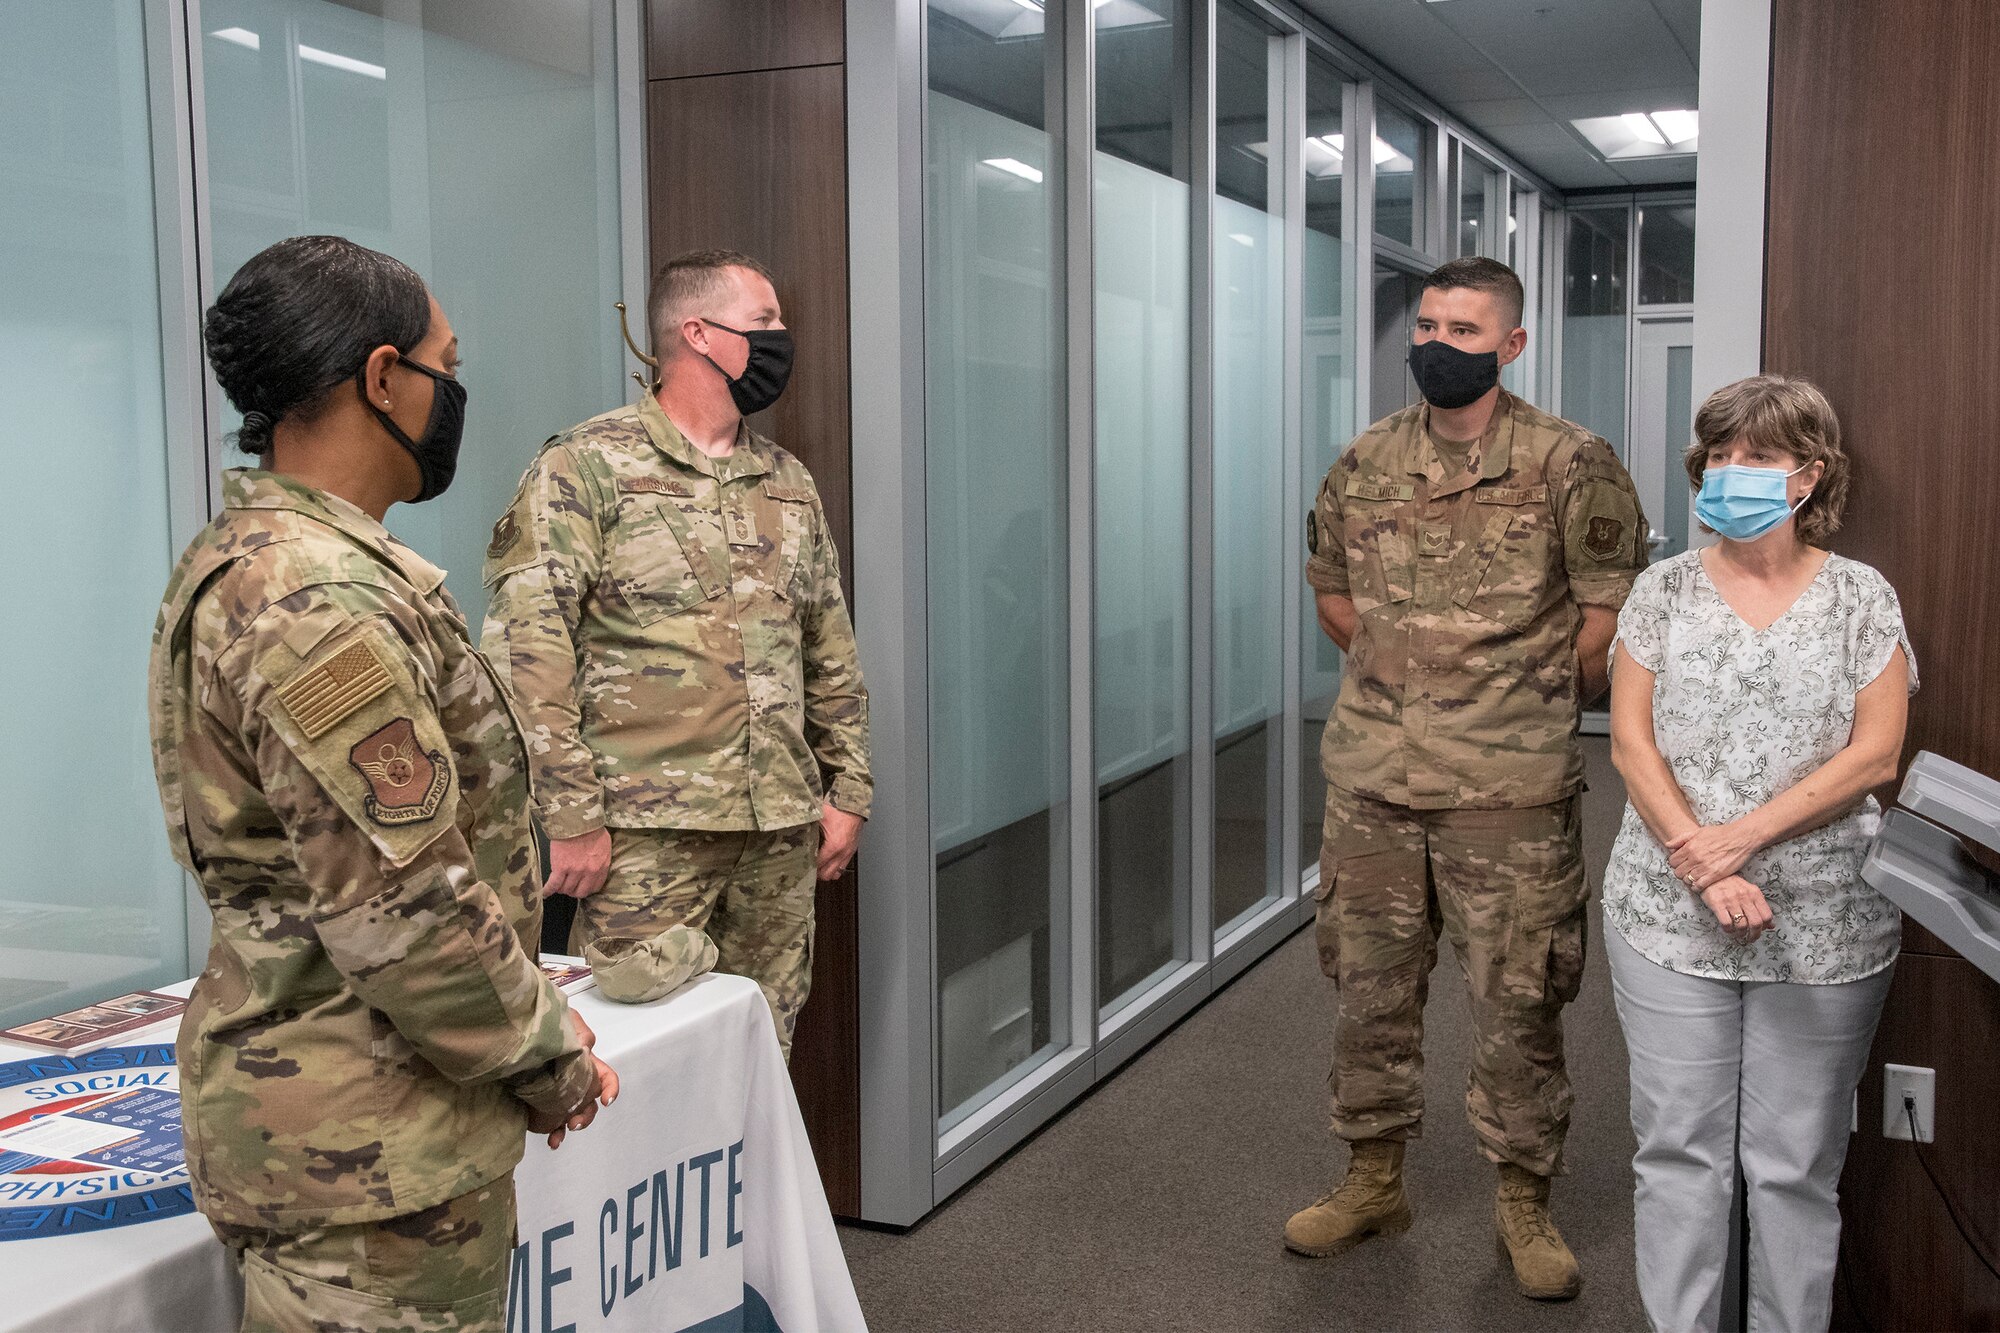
<box><xmin>276</xmin><ymin>638</ymin><xmax>393</xmax><ymax>740</ymax></box>
<box><xmin>1584</xmin><ymin>515</ymin><xmax>1625</xmax><ymax>561</ymax></box>
<box><xmin>348</xmin><ymin>718</ymin><xmax>450</xmax><ymax>825</ymax></box>
<box><xmin>482</xmin><ymin>488</ymin><xmax>538</xmax><ymax>587</ymax></box>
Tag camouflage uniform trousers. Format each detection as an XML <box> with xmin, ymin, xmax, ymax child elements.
<box><xmin>213</xmin><ymin>1174</ymin><xmax>514</xmax><ymax>1333</ymax></box>
<box><xmin>1315</xmin><ymin>783</ymin><xmax>1589</xmax><ymax>1176</ymax></box>
<box><xmin>570</xmin><ymin>825</ymin><xmax>819</xmax><ymax>1059</ymax></box>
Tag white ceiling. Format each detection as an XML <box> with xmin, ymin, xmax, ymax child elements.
<box><xmin>1293</xmin><ymin>0</ymin><xmax>1701</xmax><ymax>190</ymax></box>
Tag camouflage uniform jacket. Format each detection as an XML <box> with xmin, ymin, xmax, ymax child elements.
<box><xmin>1306</xmin><ymin>391</ymin><xmax>1647</xmax><ymax>810</ymax></box>
<box><xmin>481</xmin><ymin>393</ymin><xmax>871</xmax><ymax>838</ymax></box>
<box><xmin>148</xmin><ymin>470</ymin><xmax>591</xmax><ymax>1230</ymax></box>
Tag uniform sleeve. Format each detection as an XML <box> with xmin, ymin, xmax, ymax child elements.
<box><xmin>226</xmin><ymin>595</ymin><xmax>589</xmax><ymax>1118</ymax></box>
<box><xmin>799</xmin><ymin>495</ymin><xmax>873</xmax><ymax>819</ymax></box>
<box><xmin>1556</xmin><ymin>434</ymin><xmax>1648</xmax><ymax>609</ymax></box>
<box><xmin>1305</xmin><ymin>464</ymin><xmax>1350</xmax><ymax>597</ymax></box>
<box><xmin>481</xmin><ymin>443</ymin><xmax>609</xmax><ymax>841</ymax></box>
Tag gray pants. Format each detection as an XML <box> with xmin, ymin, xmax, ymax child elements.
<box><xmin>1606</xmin><ymin>926</ymin><xmax>1893</xmax><ymax>1333</ymax></box>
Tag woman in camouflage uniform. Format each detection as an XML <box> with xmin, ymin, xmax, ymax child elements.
<box><xmin>149</xmin><ymin>236</ymin><xmax>616</xmax><ymax>1331</ymax></box>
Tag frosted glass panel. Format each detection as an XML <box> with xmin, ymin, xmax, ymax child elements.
<box><xmin>1301</xmin><ymin>59</ymin><xmax>1349</xmax><ymax>873</ymax></box>
<box><xmin>0</xmin><ymin>2</ymin><xmax>188</xmax><ymax>1022</ymax></box>
<box><xmin>925</xmin><ymin>3</ymin><xmax>1071</xmax><ymax>1126</ymax></box>
<box><xmin>201</xmin><ymin>0</ymin><xmax>627</xmax><ymax>623</ymax></box>
<box><xmin>1095</xmin><ymin>148</ymin><xmax>1191</xmax><ymax>1011</ymax></box>
<box><xmin>1562</xmin><ymin>206</ymin><xmax>1630</xmax><ymax>454</ymax></box>
<box><xmin>1213</xmin><ymin>196</ymin><xmax>1284</xmax><ymax>930</ymax></box>
<box><xmin>1211</xmin><ymin>0</ymin><xmax>1286</xmax><ymax>935</ymax></box>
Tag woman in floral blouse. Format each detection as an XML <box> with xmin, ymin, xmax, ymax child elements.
<box><xmin>1604</xmin><ymin>374</ymin><xmax>1915</xmax><ymax>1333</ymax></box>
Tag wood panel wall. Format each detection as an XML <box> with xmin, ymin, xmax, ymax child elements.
<box><xmin>1765</xmin><ymin>3</ymin><xmax>2000</xmax><ymax>1326</ymax></box>
<box><xmin>645</xmin><ymin>0</ymin><xmax>861</xmax><ymax>1216</ymax></box>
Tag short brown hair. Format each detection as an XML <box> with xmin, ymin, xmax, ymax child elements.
<box><xmin>647</xmin><ymin>249</ymin><xmax>777</xmax><ymax>353</ymax></box>
<box><xmin>1686</xmin><ymin>374</ymin><xmax>1850</xmax><ymax>545</ymax></box>
<box><xmin>1421</xmin><ymin>256</ymin><xmax>1524</xmax><ymax>328</ymax></box>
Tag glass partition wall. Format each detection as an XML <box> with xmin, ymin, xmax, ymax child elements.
<box><xmin>1210</xmin><ymin>1</ymin><xmax>1289</xmax><ymax>938</ymax></box>
<box><xmin>885</xmin><ymin>0</ymin><xmax>1559</xmax><ymax>1220</ymax></box>
<box><xmin>923</xmin><ymin>0</ymin><xmax>1075</xmax><ymax>1133</ymax></box>
<box><xmin>0</xmin><ymin>1</ymin><xmax>642</xmax><ymax>1029</ymax></box>
<box><xmin>1093</xmin><ymin>0</ymin><xmax>1195</xmax><ymax>1021</ymax></box>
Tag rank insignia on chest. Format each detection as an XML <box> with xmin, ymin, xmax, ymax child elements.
<box><xmin>726</xmin><ymin>508</ymin><xmax>758</xmax><ymax>548</ymax></box>
<box><xmin>1584</xmin><ymin>515</ymin><xmax>1625</xmax><ymax>560</ymax></box>
<box><xmin>349</xmin><ymin>718</ymin><xmax>449</xmax><ymax>825</ymax></box>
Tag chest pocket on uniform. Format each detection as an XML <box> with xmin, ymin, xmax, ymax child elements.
<box><xmin>1455</xmin><ymin>484</ymin><xmax>1552</xmax><ymax>631</ymax></box>
<box><xmin>1343</xmin><ymin>476</ymin><xmax>1416</xmax><ymax>616</ymax></box>
<box><xmin>766</xmin><ymin>482</ymin><xmax>816</xmax><ymax>604</ymax></box>
<box><xmin>609</xmin><ymin>491</ymin><xmax>720</xmax><ymax>625</ymax></box>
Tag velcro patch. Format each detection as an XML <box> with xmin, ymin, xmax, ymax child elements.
<box><xmin>487</xmin><ymin>511</ymin><xmax>520</xmax><ymax>559</ymax></box>
<box><xmin>348</xmin><ymin>718</ymin><xmax>450</xmax><ymax>826</ymax></box>
<box><xmin>1346</xmin><ymin>478</ymin><xmax>1415</xmax><ymax>502</ymax></box>
<box><xmin>622</xmin><ymin>477</ymin><xmax>695</xmax><ymax>498</ymax></box>
<box><xmin>1584</xmin><ymin>515</ymin><xmax>1625</xmax><ymax>560</ymax></box>
<box><xmin>277</xmin><ymin>640</ymin><xmax>393</xmax><ymax>740</ymax></box>
<box><xmin>1474</xmin><ymin>485</ymin><xmax>1549</xmax><ymax>506</ymax></box>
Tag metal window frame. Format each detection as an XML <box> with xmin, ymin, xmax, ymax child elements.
<box><xmin>851</xmin><ymin>0</ymin><xmax>1593</xmax><ymax>1228</ymax></box>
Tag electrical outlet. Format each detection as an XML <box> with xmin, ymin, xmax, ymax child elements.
<box><xmin>1883</xmin><ymin>1063</ymin><xmax>1936</xmax><ymax>1143</ymax></box>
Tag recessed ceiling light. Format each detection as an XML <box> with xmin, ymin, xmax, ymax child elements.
<box><xmin>1621</xmin><ymin>112</ymin><xmax>1667</xmax><ymax>146</ymax></box>
<box><xmin>1651</xmin><ymin>109</ymin><xmax>1698</xmax><ymax>144</ymax></box>
<box><xmin>1572</xmin><ymin>110</ymin><xmax>1698</xmax><ymax>160</ymax></box>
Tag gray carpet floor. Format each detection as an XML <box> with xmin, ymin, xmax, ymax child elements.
<box><xmin>840</xmin><ymin>739</ymin><xmax>1645</xmax><ymax>1333</ymax></box>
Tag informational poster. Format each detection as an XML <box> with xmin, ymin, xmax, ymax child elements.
<box><xmin>0</xmin><ymin>1044</ymin><xmax>192</xmax><ymax>1241</ymax></box>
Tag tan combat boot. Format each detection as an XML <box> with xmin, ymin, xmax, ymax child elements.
<box><xmin>1494</xmin><ymin>1163</ymin><xmax>1582</xmax><ymax>1300</ymax></box>
<box><xmin>1283</xmin><ymin>1139</ymin><xmax>1413</xmax><ymax>1257</ymax></box>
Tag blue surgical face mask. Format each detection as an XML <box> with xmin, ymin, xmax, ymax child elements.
<box><xmin>1694</xmin><ymin>462</ymin><xmax>1813</xmax><ymax>542</ymax></box>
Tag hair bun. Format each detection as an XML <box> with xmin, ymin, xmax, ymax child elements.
<box><xmin>236</xmin><ymin>409</ymin><xmax>276</xmax><ymax>453</ymax></box>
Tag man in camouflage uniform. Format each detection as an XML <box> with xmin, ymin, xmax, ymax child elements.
<box><xmin>152</xmin><ymin>468</ymin><xmax>607</xmax><ymax>1328</ymax></box>
<box><xmin>1284</xmin><ymin>257</ymin><xmax>1646</xmax><ymax>1300</ymax></box>
<box><xmin>484</xmin><ymin>250</ymin><xmax>870</xmax><ymax>1061</ymax></box>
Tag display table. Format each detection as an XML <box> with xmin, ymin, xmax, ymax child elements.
<box><xmin>0</xmin><ymin>971</ymin><xmax>866</xmax><ymax>1332</ymax></box>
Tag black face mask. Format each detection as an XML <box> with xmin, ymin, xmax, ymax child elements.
<box><xmin>359</xmin><ymin>356</ymin><xmax>466</xmax><ymax>503</ymax></box>
<box><xmin>699</xmin><ymin>319</ymin><xmax>794</xmax><ymax>416</ymax></box>
<box><xmin>1407</xmin><ymin>339</ymin><xmax>1501</xmax><ymax>410</ymax></box>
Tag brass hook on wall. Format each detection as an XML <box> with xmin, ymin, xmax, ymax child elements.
<box><xmin>615</xmin><ymin>301</ymin><xmax>660</xmax><ymax>392</ymax></box>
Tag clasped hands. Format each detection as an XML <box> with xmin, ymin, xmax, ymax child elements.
<box><xmin>527</xmin><ymin>1010</ymin><xmax>621</xmax><ymax>1149</ymax></box>
<box><xmin>1667</xmin><ymin>821</ymin><xmax>1773</xmax><ymax>945</ymax></box>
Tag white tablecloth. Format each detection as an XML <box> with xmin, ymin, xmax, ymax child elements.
<box><xmin>0</xmin><ymin>972</ymin><xmax>866</xmax><ymax>1333</ymax></box>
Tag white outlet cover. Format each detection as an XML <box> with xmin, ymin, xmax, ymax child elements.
<box><xmin>1883</xmin><ymin>1063</ymin><xmax>1936</xmax><ymax>1144</ymax></box>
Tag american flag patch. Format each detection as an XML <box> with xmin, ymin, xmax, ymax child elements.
<box><xmin>278</xmin><ymin>639</ymin><xmax>393</xmax><ymax>740</ymax></box>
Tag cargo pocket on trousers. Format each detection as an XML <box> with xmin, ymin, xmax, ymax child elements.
<box><xmin>1313</xmin><ymin>860</ymin><xmax>1341</xmax><ymax>986</ymax></box>
<box><xmin>1504</xmin><ymin>907</ymin><xmax>1588</xmax><ymax>1006</ymax></box>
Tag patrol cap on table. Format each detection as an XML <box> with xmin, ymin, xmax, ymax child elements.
<box><xmin>583</xmin><ymin>925</ymin><xmax>718</xmax><ymax>1004</ymax></box>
